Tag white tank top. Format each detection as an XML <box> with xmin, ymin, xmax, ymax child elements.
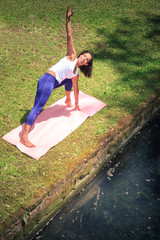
<box><xmin>49</xmin><ymin>56</ymin><xmax>78</xmax><ymax>83</ymax></box>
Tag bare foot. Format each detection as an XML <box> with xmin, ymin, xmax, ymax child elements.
<box><xmin>20</xmin><ymin>136</ymin><xmax>35</xmax><ymax>148</ymax></box>
<box><xmin>65</xmin><ymin>100</ymin><xmax>73</xmax><ymax>108</ymax></box>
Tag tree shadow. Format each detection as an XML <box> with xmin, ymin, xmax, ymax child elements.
<box><xmin>93</xmin><ymin>13</ymin><xmax>160</xmax><ymax>111</ymax></box>
<box><xmin>145</xmin><ymin>13</ymin><xmax>160</xmax><ymax>43</ymax></box>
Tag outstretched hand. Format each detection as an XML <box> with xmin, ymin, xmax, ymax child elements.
<box><xmin>66</xmin><ymin>4</ymin><xmax>73</xmax><ymax>19</ymax></box>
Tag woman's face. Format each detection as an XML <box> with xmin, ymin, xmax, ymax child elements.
<box><xmin>77</xmin><ymin>53</ymin><xmax>92</xmax><ymax>66</ymax></box>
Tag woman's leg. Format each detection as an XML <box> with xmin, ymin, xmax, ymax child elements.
<box><xmin>21</xmin><ymin>73</ymin><xmax>56</xmax><ymax>147</ymax></box>
<box><xmin>65</xmin><ymin>90</ymin><xmax>73</xmax><ymax>107</ymax></box>
<box><xmin>20</xmin><ymin>124</ymin><xmax>34</xmax><ymax>147</ymax></box>
<box><xmin>54</xmin><ymin>78</ymin><xmax>73</xmax><ymax>107</ymax></box>
<box><xmin>65</xmin><ymin>79</ymin><xmax>73</xmax><ymax>107</ymax></box>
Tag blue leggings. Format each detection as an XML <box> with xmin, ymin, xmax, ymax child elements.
<box><xmin>25</xmin><ymin>73</ymin><xmax>72</xmax><ymax>126</ymax></box>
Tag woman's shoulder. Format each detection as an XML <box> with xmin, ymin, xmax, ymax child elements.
<box><xmin>66</xmin><ymin>52</ymin><xmax>77</xmax><ymax>62</ymax></box>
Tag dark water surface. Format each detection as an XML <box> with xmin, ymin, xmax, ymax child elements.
<box><xmin>34</xmin><ymin>112</ymin><xmax>160</xmax><ymax>240</ymax></box>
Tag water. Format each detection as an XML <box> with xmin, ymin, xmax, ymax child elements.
<box><xmin>34</xmin><ymin>112</ymin><xmax>160</xmax><ymax>240</ymax></box>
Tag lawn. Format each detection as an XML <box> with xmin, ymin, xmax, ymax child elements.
<box><xmin>0</xmin><ymin>0</ymin><xmax>160</xmax><ymax>235</ymax></box>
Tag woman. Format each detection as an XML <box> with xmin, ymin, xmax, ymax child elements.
<box><xmin>21</xmin><ymin>5</ymin><xmax>93</xmax><ymax>148</ymax></box>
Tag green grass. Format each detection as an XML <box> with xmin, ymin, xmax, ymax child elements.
<box><xmin>0</xmin><ymin>0</ymin><xmax>160</xmax><ymax>234</ymax></box>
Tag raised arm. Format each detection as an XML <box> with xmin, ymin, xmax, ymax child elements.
<box><xmin>66</xmin><ymin>5</ymin><xmax>76</xmax><ymax>60</ymax></box>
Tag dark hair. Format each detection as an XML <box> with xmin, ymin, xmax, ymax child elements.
<box><xmin>78</xmin><ymin>50</ymin><xmax>93</xmax><ymax>78</ymax></box>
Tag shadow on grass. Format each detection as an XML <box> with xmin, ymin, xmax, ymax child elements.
<box><xmin>20</xmin><ymin>109</ymin><xmax>30</xmax><ymax>124</ymax></box>
<box><xmin>93</xmin><ymin>13</ymin><xmax>160</xmax><ymax>112</ymax></box>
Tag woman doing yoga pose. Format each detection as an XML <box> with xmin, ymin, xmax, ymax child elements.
<box><xmin>21</xmin><ymin>5</ymin><xmax>93</xmax><ymax>148</ymax></box>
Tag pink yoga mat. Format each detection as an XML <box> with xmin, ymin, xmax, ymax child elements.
<box><xmin>2</xmin><ymin>91</ymin><xmax>106</xmax><ymax>160</ymax></box>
